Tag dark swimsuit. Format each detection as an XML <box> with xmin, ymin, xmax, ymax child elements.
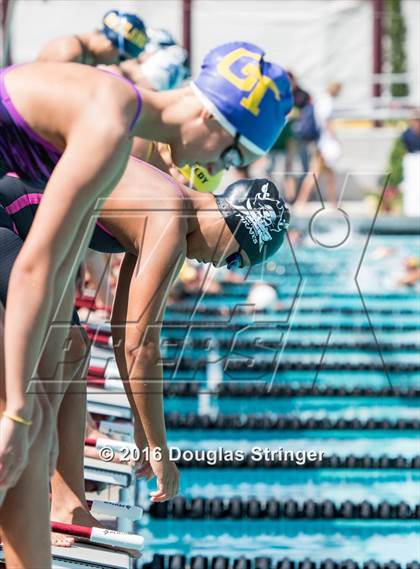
<box><xmin>0</xmin><ymin>175</ymin><xmax>126</xmax><ymax>324</ymax></box>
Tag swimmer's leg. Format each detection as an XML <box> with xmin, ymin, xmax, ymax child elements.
<box><xmin>295</xmin><ymin>151</ymin><xmax>322</xmax><ymax>206</ymax></box>
<box><xmin>49</xmin><ymin>326</ymin><xmax>105</xmax><ymax>532</ymax></box>
<box><xmin>325</xmin><ymin>166</ymin><xmax>337</xmax><ymax>207</ymax></box>
<box><xmin>28</xmin><ymin>313</ymin><xmax>104</xmax><ymax>546</ymax></box>
<box><xmin>0</xmin><ymin>302</ymin><xmax>52</xmax><ymax>569</ymax></box>
<box><xmin>49</xmin><ymin>327</ymin><xmax>141</xmax><ymax>559</ymax></box>
<box><xmin>84</xmin><ymin>250</ymin><xmax>114</xmax><ymax>310</ymax></box>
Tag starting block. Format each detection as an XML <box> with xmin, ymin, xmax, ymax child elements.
<box><xmin>1</xmin><ymin>543</ymin><xmax>133</xmax><ymax>569</ymax></box>
<box><xmin>87</xmin><ymin>386</ymin><xmax>131</xmax><ymax>420</ymax></box>
<box><xmin>84</xmin><ymin>457</ymin><xmax>133</xmax><ymax>489</ymax></box>
<box><xmin>52</xmin><ymin>543</ymin><xmax>133</xmax><ymax>569</ymax></box>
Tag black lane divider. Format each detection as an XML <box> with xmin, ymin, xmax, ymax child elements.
<box><xmin>84</xmin><ymin>321</ymin><xmax>420</xmax><ymax>334</ymax></box>
<box><xmin>219</xmin><ymin>288</ymin><xmax>420</xmax><ymax>300</ymax></box>
<box><xmin>163</xmin><ymin>322</ymin><xmax>420</xmax><ymax>332</ymax></box>
<box><xmin>167</xmin><ymin>305</ymin><xmax>419</xmax><ymax>316</ymax></box>
<box><xmin>148</xmin><ymin>497</ymin><xmax>420</xmax><ymax>520</ymax></box>
<box><xmin>164</xmin><ymin>382</ymin><xmax>419</xmax><ymax>398</ymax></box>
<box><xmin>165</xmin><ymin>413</ymin><xmax>420</xmax><ymax>431</ymax></box>
<box><xmin>167</xmin><ymin>359</ymin><xmax>419</xmax><ymax>373</ymax></box>
<box><xmin>84</xmin><ymin>326</ymin><xmax>420</xmax><ymax>355</ymax></box>
<box><xmin>143</xmin><ymin>554</ymin><xmax>419</xmax><ymax>569</ymax></box>
<box><xmin>87</xmin><ymin>351</ymin><xmax>419</xmax><ymax>373</ymax></box>
<box><xmin>173</xmin><ymin>453</ymin><xmax>420</xmax><ymax>470</ymax></box>
<box><xmin>79</xmin><ymin>295</ymin><xmax>418</xmax><ymax>317</ymax></box>
<box><xmin>162</xmin><ymin>338</ymin><xmax>419</xmax><ymax>352</ymax></box>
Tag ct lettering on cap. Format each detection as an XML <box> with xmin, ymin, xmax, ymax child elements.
<box><xmin>217</xmin><ymin>47</ymin><xmax>281</xmax><ymax>117</ymax></box>
<box><xmin>193</xmin><ymin>42</ymin><xmax>293</xmax><ymax>155</ymax></box>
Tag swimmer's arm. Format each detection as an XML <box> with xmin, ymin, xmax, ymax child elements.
<box><xmin>37</xmin><ymin>36</ymin><xmax>86</xmax><ymax>63</ymax></box>
<box><xmin>4</xmin><ymin>99</ymin><xmax>134</xmax><ymax>416</ymax></box>
<box><xmin>112</xmin><ymin>234</ymin><xmax>185</xmax><ymax>450</ymax></box>
<box><xmin>111</xmin><ymin>253</ymin><xmax>151</xmax><ymax>450</ymax></box>
<box><xmin>111</xmin><ymin>253</ymin><xmax>142</xmax><ymax>424</ymax></box>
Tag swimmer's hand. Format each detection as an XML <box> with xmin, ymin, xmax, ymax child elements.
<box><xmin>134</xmin><ymin>422</ymin><xmax>153</xmax><ymax>480</ymax></box>
<box><xmin>0</xmin><ymin>415</ymin><xmax>30</xmax><ymax>488</ymax></box>
<box><xmin>0</xmin><ymin>390</ymin><xmax>58</xmax><ymax>488</ymax></box>
<box><xmin>149</xmin><ymin>447</ymin><xmax>180</xmax><ymax>503</ymax></box>
<box><xmin>0</xmin><ymin>396</ymin><xmax>43</xmax><ymax>489</ymax></box>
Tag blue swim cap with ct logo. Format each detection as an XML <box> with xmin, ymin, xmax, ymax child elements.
<box><xmin>192</xmin><ymin>42</ymin><xmax>293</xmax><ymax>155</ymax></box>
<box><xmin>102</xmin><ymin>10</ymin><xmax>148</xmax><ymax>59</ymax></box>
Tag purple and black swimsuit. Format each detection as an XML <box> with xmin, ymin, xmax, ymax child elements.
<box><xmin>0</xmin><ymin>64</ymin><xmax>142</xmax><ymax>322</ymax></box>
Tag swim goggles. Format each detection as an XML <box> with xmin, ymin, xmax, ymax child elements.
<box><xmin>220</xmin><ymin>132</ymin><xmax>244</xmax><ymax>170</ymax></box>
<box><xmin>225</xmin><ymin>249</ymin><xmax>244</xmax><ymax>270</ymax></box>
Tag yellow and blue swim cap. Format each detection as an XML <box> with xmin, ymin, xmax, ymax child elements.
<box><xmin>192</xmin><ymin>42</ymin><xmax>293</xmax><ymax>156</ymax></box>
<box><xmin>102</xmin><ymin>10</ymin><xmax>148</xmax><ymax>59</ymax></box>
<box><xmin>178</xmin><ymin>164</ymin><xmax>223</xmax><ymax>193</ymax></box>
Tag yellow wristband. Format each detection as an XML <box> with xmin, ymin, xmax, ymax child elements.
<box><xmin>2</xmin><ymin>412</ymin><xmax>33</xmax><ymax>427</ymax></box>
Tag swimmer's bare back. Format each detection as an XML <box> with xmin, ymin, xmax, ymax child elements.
<box><xmin>4</xmin><ymin>62</ymin><xmax>140</xmax><ymax>157</ymax></box>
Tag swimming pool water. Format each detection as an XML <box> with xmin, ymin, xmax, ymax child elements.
<box><xmin>129</xmin><ymin>235</ymin><xmax>420</xmax><ymax>564</ymax></box>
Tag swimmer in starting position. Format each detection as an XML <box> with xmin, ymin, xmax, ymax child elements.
<box><xmin>0</xmin><ymin>161</ymin><xmax>289</xmax><ymax>557</ymax></box>
<box><xmin>0</xmin><ymin>40</ymin><xmax>291</xmax><ymax>567</ymax></box>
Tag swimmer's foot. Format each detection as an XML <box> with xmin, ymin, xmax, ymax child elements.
<box><xmin>51</xmin><ymin>501</ymin><xmax>141</xmax><ymax>558</ymax></box>
<box><xmin>51</xmin><ymin>533</ymin><xmax>75</xmax><ymax>547</ymax></box>
<box><xmin>51</xmin><ymin>501</ymin><xmax>101</xmax><ymax>548</ymax></box>
<box><xmin>85</xmin><ymin>419</ymin><xmax>124</xmax><ymax>463</ymax></box>
<box><xmin>84</xmin><ymin>443</ymin><xmax>124</xmax><ymax>463</ymax></box>
<box><xmin>85</xmin><ymin>424</ymin><xmax>108</xmax><ymax>440</ymax></box>
<box><xmin>86</xmin><ymin>413</ymin><xmax>117</xmax><ymax>442</ymax></box>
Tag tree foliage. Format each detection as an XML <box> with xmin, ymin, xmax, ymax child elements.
<box><xmin>385</xmin><ymin>0</ymin><xmax>409</xmax><ymax>97</ymax></box>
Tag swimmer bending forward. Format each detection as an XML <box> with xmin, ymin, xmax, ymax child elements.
<box><xmin>0</xmin><ymin>43</ymin><xmax>292</xmax><ymax>566</ymax></box>
<box><xmin>0</xmin><ymin>160</ymin><xmax>289</xmax><ymax>560</ymax></box>
<box><xmin>0</xmin><ymin>58</ymin><xmax>266</xmax><ymax>485</ymax></box>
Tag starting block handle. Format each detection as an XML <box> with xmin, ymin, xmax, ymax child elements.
<box><xmin>89</xmin><ymin>499</ymin><xmax>143</xmax><ymax>520</ymax></box>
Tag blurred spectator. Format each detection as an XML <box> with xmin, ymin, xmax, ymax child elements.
<box><xmin>376</xmin><ymin>111</ymin><xmax>419</xmax><ymax>216</ymax></box>
<box><xmin>295</xmin><ymin>82</ymin><xmax>342</xmax><ymax>207</ymax></box>
<box><xmin>289</xmin><ymin>71</ymin><xmax>311</xmax><ymax>110</ymax></box>
<box><xmin>401</xmin><ymin>116</ymin><xmax>420</xmax><ymax>153</ymax></box>
<box><xmin>401</xmin><ymin>112</ymin><xmax>420</xmax><ymax>217</ymax></box>
<box><xmin>288</xmin><ymin>71</ymin><xmax>312</xmax><ymax>175</ymax></box>
<box><xmin>267</xmin><ymin>116</ymin><xmax>295</xmax><ymax>200</ymax></box>
<box><xmin>266</xmin><ymin>71</ymin><xmax>312</xmax><ymax>202</ymax></box>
